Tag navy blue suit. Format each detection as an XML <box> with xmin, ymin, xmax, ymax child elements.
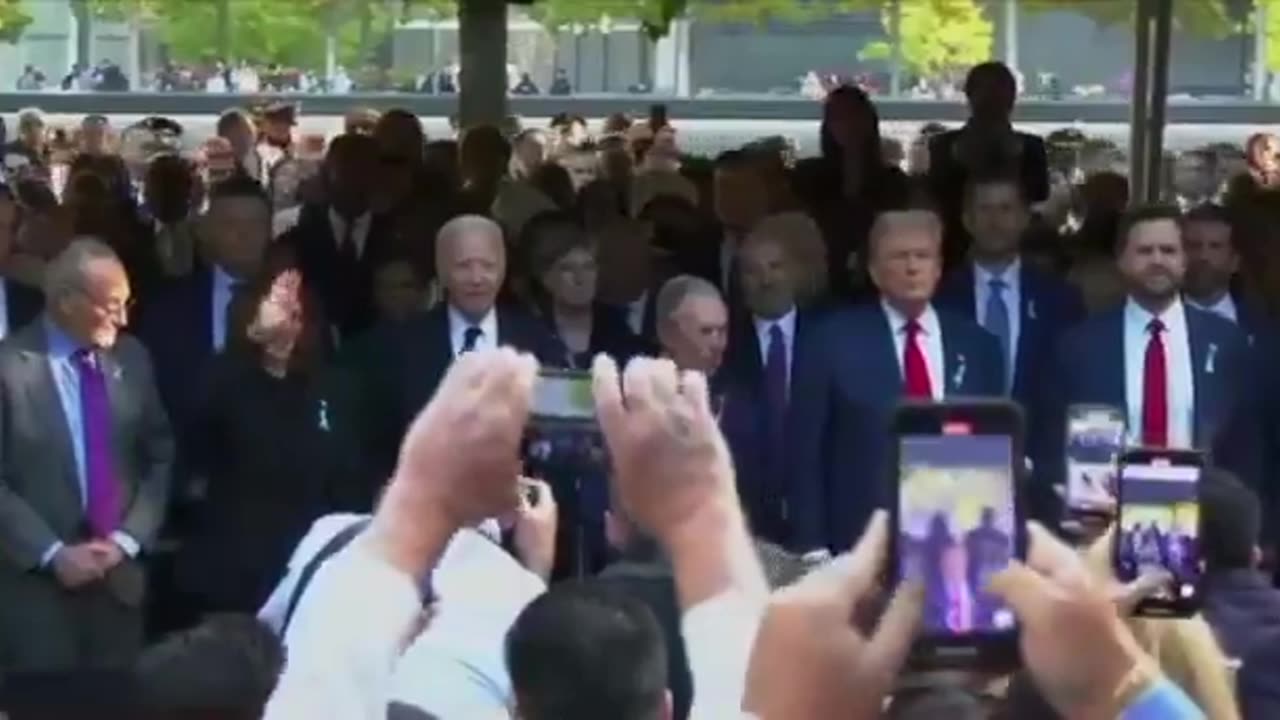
<box><xmin>1224</xmin><ymin>294</ymin><xmax>1280</xmax><ymax>545</ymax></box>
<box><xmin>714</xmin><ymin>376</ymin><xmax>787</xmax><ymax>545</ymax></box>
<box><xmin>2</xmin><ymin>279</ymin><xmax>43</xmax><ymax>337</ymax></box>
<box><xmin>790</xmin><ymin>304</ymin><xmax>1006</xmax><ymax>552</ymax></box>
<box><xmin>1039</xmin><ymin>303</ymin><xmax>1262</xmax><ymax>520</ymax></box>
<box><xmin>935</xmin><ymin>262</ymin><xmax>1085</xmax><ymax>412</ymax></box>
<box><xmin>134</xmin><ymin>267</ymin><xmax>219</xmax><ymax>444</ymax></box>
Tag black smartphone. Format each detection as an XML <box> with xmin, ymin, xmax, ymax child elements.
<box><xmin>1114</xmin><ymin>447</ymin><xmax>1204</xmax><ymax>618</ymax></box>
<box><xmin>1064</xmin><ymin>404</ymin><xmax>1126</xmax><ymax>517</ymax></box>
<box><xmin>889</xmin><ymin>399</ymin><xmax>1025</xmax><ymax>670</ymax></box>
<box><xmin>530</xmin><ymin>368</ymin><xmax>594</xmax><ymax>427</ymax></box>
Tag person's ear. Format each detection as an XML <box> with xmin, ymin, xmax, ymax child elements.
<box><xmin>1252</xmin><ymin>545</ymin><xmax>1263</xmax><ymax>569</ymax></box>
<box><xmin>661</xmin><ymin>689</ymin><xmax>673</xmax><ymax>720</ymax></box>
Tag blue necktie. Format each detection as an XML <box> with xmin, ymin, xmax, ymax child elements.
<box><xmin>461</xmin><ymin>326</ymin><xmax>482</xmax><ymax>354</ymax></box>
<box><xmin>765</xmin><ymin>323</ymin><xmax>788</xmax><ymax>420</ymax></box>
<box><xmin>763</xmin><ymin>324</ymin><xmax>789</xmax><ymax>529</ymax></box>
<box><xmin>984</xmin><ymin>277</ymin><xmax>1012</xmax><ymax>391</ymax></box>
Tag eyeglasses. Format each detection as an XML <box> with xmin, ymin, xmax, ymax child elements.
<box><xmin>78</xmin><ymin>289</ymin><xmax>134</xmax><ymax>320</ymax></box>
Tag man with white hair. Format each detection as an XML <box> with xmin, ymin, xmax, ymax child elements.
<box><xmin>377</xmin><ymin>215</ymin><xmax>559</xmax><ymax>456</ymax></box>
<box><xmin>0</xmin><ymin>238</ymin><xmax>174</xmax><ymax>671</ymax></box>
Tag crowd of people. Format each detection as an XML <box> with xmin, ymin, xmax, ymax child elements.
<box><xmin>2</xmin><ymin>57</ymin><xmax>1280</xmax><ymax>717</ymax></box>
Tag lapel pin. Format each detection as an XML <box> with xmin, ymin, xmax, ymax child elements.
<box><xmin>1205</xmin><ymin>343</ymin><xmax>1218</xmax><ymax>375</ymax></box>
<box><xmin>1027</xmin><ymin>300</ymin><xmax>1037</xmax><ymax>321</ymax></box>
<box><xmin>952</xmin><ymin>353</ymin><xmax>967</xmax><ymax>390</ymax></box>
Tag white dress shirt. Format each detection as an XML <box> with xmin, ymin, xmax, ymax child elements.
<box><xmin>1123</xmin><ymin>297</ymin><xmax>1195</xmax><ymax>448</ymax></box>
<box><xmin>1186</xmin><ymin>292</ymin><xmax>1238</xmax><ymax>324</ymax></box>
<box><xmin>626</xmin><ymin>291</ymin><xmax>649</xmax><ymax>336</ymax></box>
<box><xmin>328</xmin><ymin>208</ymin><xmax>372</xmax><ymax>259</ymax></box>
<box><xmin>882</xmin><ymin>301</ymin><xmax>945</xmax><ymax>401</ymax></box>
<box><xmin>210</xmin><ymin>265</ymin><xmax>236</xmax><ymax>352</ymax></box>
<box><xmin>448</xmin><ymin>305</ymin><xmax>498</xmax><ymax>356</ymax></box>
<box><xmin>753</xmin><ymin>307</ymin><xmax>797</xmax><ymax>392</ymax></box>
<box><xmin>0</xmin><ymin>279</ymin><xmax>11</xmax><ymax>341</ymax></box>
<box><xmin>973</xmin><ymin>258</ymin><xmax>1021</xmax><ymax>381</ymax></box>
<box><xmin>390</xmin><ymin>529</ymin><xmax>546</xmax><ymax>718</ymax></box>
<box><xmin>261</xmin><ymin>519</ymin><xmax>768</xmax><ymax>720</ymax></box>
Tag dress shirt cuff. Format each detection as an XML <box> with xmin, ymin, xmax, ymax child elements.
<box><xmin>683</xmin><ymin>590</ymin><xmax>767</xmax><ymax>720</ymax></box>
<box><xmin>110</xmin><ymin>531</ymin><xmax>140</xmax><ymax>558</ymax></box>
<box><xmin>40</xmin><ymin>541</ymin><xmax>64</xmax><ymax>569</ymax></box>
<box><xmin>1120</xmin><ymin>679</ymin><xmax>1206</xmax><ymax>720</ymax></box>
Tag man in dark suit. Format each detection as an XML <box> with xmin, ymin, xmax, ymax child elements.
<box><xmin>0</xmin><ymin>239</ymin><xmax>175</xmax><ymax>671</ymax></box>
<box><xmin>1041</xmin><ymin>205</ymin><xmax>1261</xmax><ymax>519</ymax></box>
<box><xmin>136</xmin><ymin>176</ymin><xmax>271</xmax><ymax>442</ymax></box>
<box><xmin>653</xmin><ymin>274</ymin><xmax>779</xmax><ymax>542</ymax></box>
<box><xmin>927</xmin><ymin>61</ymin><xmax>1049</xmax><ymax>269</ymax></box>
<box><xmin>277</xmin><ymin>133</ymin><xmax>396</xmax><ymax>344</ymax></box>
<box><xmin>1183</xmin><ymin>203</ymin><xmax>1280</xmax><ymax>547</ymax></box>
<box><xmin>377</xmin><ymin>215</ymin><xmax>560</xmax><ymax>463</ymax></box>
<box><xmin>935</xmin><ymin>171</ymin><xmax>1084</xmax><ymax>434</ymax></box>
<box><xmin>724</xmin><ymin>226</ymin><xmax>818</xmax><ymax>544</ymax></box>
<box><xmin>791</xmin><ymin>208</ymin><xmax>1005</xmax><ymax>553</ymax></box>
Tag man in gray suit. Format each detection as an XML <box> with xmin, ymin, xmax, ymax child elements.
<box><xmin>0</xmin><ymin>238</ymin><xmax>174</xmax><ymax>671</ymax></box>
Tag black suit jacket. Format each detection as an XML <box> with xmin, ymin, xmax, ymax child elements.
<box><xmin>370</xmin><ymin>304</ymin><xmax>562</xmax><ymax>469</ymax></box>
<box><xmin>133</xmin><ymin>268</ymin><xmax>218</xmax><ymax>440</ymax></box>
<box><xmin>277</xmin><ymin>204</ymin><xmax>398</xmax><ymax>342</ymax></box>
<box><xmin>3</xmin><ymin>280</ymin><xmax>42</xmax><ymax>335</ymax></box>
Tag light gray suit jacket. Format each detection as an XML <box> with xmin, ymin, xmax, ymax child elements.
<box><xmin>0</xmin><ymin>320</ymin><xmax>175</xmax><ymax>574</ymax></box>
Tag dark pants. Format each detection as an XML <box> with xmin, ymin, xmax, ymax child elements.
<box><xmin>0</xmin><ymin>568</ymin><xmax>143</xmax><ymax>673</ymax></box>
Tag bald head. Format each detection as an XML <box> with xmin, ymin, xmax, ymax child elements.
<box><xmin>656</xmin><ymin>274</ymin><xmax>728</xmax><ymax>375</ymax></box>
<box><xmin>437</xmin><ymin>214</ymin><xmax>506</xmax><ymax>321</ymax></box>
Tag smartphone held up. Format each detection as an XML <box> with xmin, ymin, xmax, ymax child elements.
<box><xmin>889</xmin><ymin>399</ymin><xmax>1026</xmax><ymax>671</ymax></box>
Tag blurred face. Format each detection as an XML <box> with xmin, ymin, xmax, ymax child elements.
<box><xmin>1118</xmin><ymin>218</ymin><xmax>1186</xmax><ymax>304</ymax></box>
<box><xmin>81</xmin><ymin>121</ymin><xmax>108</xmax><ymax>153</ymax></box>
<box><xmin>19</xmin><ymin>118</ymin><xmax>44</xmax><ymax>148</ymax></box>
<box><xmin>713</xmin><ymin>167</ymin><xmax>768</xmax><ymax>232</ymax></box>
<box><xmin>442</xmin><ymin>227</ymin><xmax>505</xmax><ymax>320</ymax></box>
<box><xmin>825</xmin><ymin>93</ymin><xmax>872</xmax><ymax>150</ymax></box>
<box><xmin>660</xmin><ymin>294</ymin><xmax>728</xmax><ymax>375</ymax></box>
<box><xmin>514</xmin><ymin>133</ymin><xmax>546</xmax><ymax>174</ymax></box>
<box><xmin>57</xmin><ymin>257</ymin><xmax>131</xmax><ymax>348</ymax></box>
<box><xmin>327</xmin><ymin>152</ymin><xmax>375</xmax><ymax>217</ymax></box>
<box><xmin>739</xmin><ymin>238</ymin><xmax>796</xmax><ymax>319</ymax></box>
<box><xmin>868</xmin><ymin>213</ymin><xmax>943</xmax><ymax>313</ymax></box>
<box><xmin>967</xmin><ymin>75</ymin><xmax>1016</xmax><ymax>124</ymax></box>
<box><xmin>205</xmin><ymin>196</ymin><xmax>270</xmax><ymax>279</ymax></box>
<box><xmin>558</xmin><ymin>152</ymin><xmax>598</xmax><ymax>191</ymax></box>
<box><xmin>221</xmin><ymin>116</ymin><xmax>255</xmax><ymax>157</ymax></box>
<box><xmin>542</xmin><ymin>246</ymin><xmax>597</xmax><ymax>310</ymax></box>
<box><xmin>1183</xmin><ymin>219</ymin><xmax>1237</xmax><ymax>300</ymax></box>
<box><xmin>374</xmin><ymin>261</ymin><xmax>425</xmax><ymax>322</ymax></box>
<box><xmin>964</xmin><ymin>182</ymin><xmax>1028</xmax><ymax>260</ymax></box>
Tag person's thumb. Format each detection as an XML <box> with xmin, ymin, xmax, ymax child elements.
<box><xmin>986</xmin><ymin>561</ymin><xmax>1055</xmax><ymax>627</ymax></box>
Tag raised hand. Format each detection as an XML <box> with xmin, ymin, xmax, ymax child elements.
<box><xmin>591</xmin><ymin>355</ymin><xmax>736</xmax><ymax>544</ymax></box>
<box><xmin>369</xmin><ymin>348</ymin><xmax>539</xmax><ymax>578</ymax></box>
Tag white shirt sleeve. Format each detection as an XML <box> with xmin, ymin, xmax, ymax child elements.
<box><xmin>262</xmin><ymin>537</ymin><xmax>422</xmax><ymax>720</ymax></box>
<box><xmin>682</xmin><ymin>590</ymin><xmax>767</xmax><ymax>720</ymax></box>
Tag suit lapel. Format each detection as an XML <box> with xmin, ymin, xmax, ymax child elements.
<box><xmin>937</xmin><ymin>315</ymin><xmax>970</xmax><ymax>396</ymax></box>
<box><xmin>1013</xmin><ymin>265</ymin><xmax>1039</xmax><ymax>391</ymax></box>
<box><xmin>1101</xmin><ymin>310</ymin><xmax>1127</xmax><ymax>410</ymax></box>
<box><xmin>16</xmin><ymin>326</ymin><xmax>78</xmax><ymax>495</ymax></box>
<box><xmin>1185</xmin><ymin>309</ymin><xmax>1220</xmax><ymax>448</ymax></box>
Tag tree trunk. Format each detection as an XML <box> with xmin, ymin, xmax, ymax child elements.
<box><xmin>216</xmin><ymin>0</ymin><xmax>231</xmax><ymax>62</ymax></box>
<box><xmin>71</xmin><ymin>0</ymin><xmax>91</xmax><ymax>68</ymax></box>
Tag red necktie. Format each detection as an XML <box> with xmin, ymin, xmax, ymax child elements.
<box><xmin>1141</xmin><ymin>318</ymin><xmax>1168</xmax><ymax>447</ymax></box>
<box><xmin>903</xmin><ymin>319</ymin><xmax>933</xmax><ymax>398</ymax></box>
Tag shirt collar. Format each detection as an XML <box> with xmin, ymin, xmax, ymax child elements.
<box><xmin>973</xmin><ymin>256</ymin><xmax>1021</xmax><ymax>291</ymax></box>
<box><xmin>754</xmin><ymin>306</ymin><xmax>797</xmax><ymax>341</ymax></box>
<box><xmin>1185</xmin><ymin>292</ymin><xmax>1235</xmax><ymax>319</ymax></box>
<box><xmin>881</xmin><ymin>299</ymin><xmax>939</xmax><ymax>337</ymax></box>
<box><xmin>327</xmin><ymin>208</ymin><xmax>371</xmax><ymax>235</ymax></box>
<box><xmin>1125</xmin><ymin>296</ymin><xmax>1185</xmax><ymax>333</ymax></box>
<box><xmin>42</xmin><ymin>315</ymin><xmax>83</xmax><ymax>361</ymax></box>
<box><xmin>211</xmin><ymin>264</ymin><xmax>238</xmax><ymax>292</ymax></box>
<box><xmin>448</xmin><ymin>304</ymin><xmax>498</xmax><ymax>341</ymax></box>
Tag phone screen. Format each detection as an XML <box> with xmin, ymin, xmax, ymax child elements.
<box><xmin>1065</xmin><ymin>406</ymin><xmax>1126</xmax><ymax>511</ymax></box>
<box><xmin>1116</xmin><ymin>454</ymin><xmax>1203</xmax><ymax>610</ymax></box>
<box><xmin>898</xmin><ymin>433</ymin><xmax>1018</xmax><ymax>637</ymax></box>
<box><xmin>531</xmin><ymin>372</ymin><xmax>594</xmax><ymax>423</ymax></box>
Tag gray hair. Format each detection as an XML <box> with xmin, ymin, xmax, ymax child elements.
<box><xmin>655</xmin><ymin>274</ymin><xmax>723</xmax><ymax>325</ymax></box>
<box><xmin>43</xmin><ymin>237</ymin><xmax>121</xmax><ymax>300</ymax></box>
<box><xmin>435</xmin><ymin>214</ymin><xmax>504</xmax><ymax>266</ymax></box>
